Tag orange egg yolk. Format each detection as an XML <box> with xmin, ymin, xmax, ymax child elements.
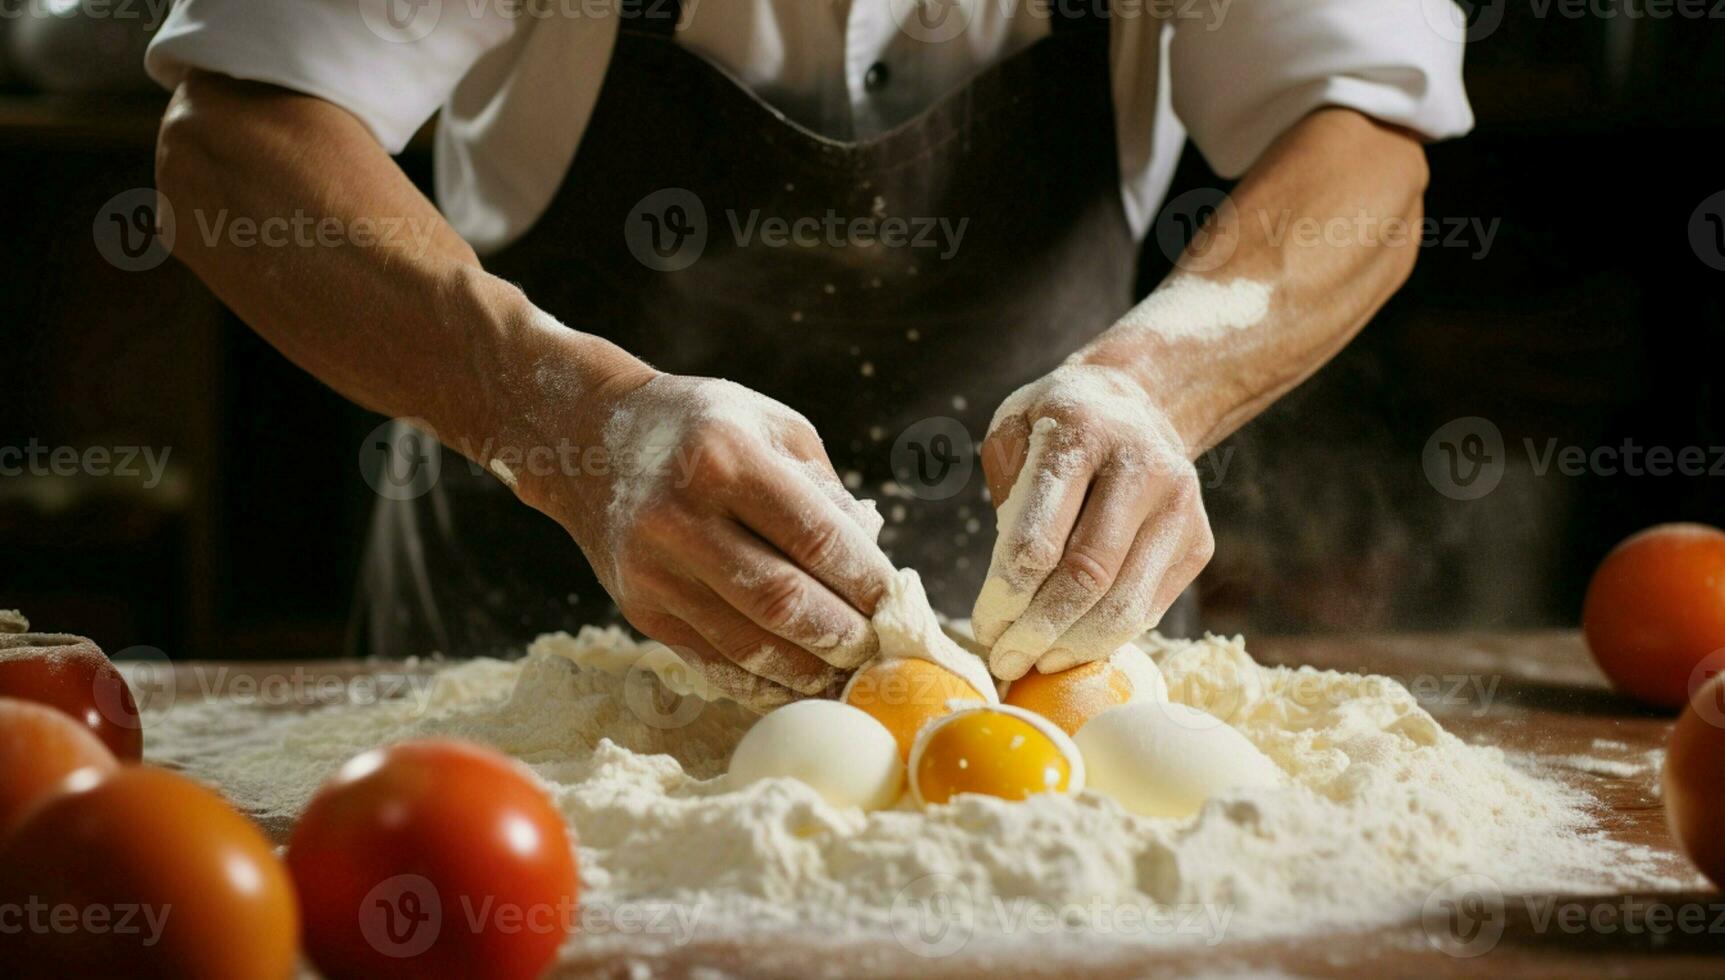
<box><xmin>1002</xmin><ymin>659</ymin><xmax>1134</xmax><ymax>735</ymax></box>
<box><xmin>843</xmin><ymin>658</ymin><xmax>984</xmax><ymax>762</ymax></box>
<box><xmin>913</xmin><ymin>710</ymin><xmax>1073</xmax><ymax>804</ymax></box>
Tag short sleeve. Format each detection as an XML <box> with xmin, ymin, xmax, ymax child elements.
<box><xmin>145</xmin><ymin>0</ymin><xmax>519</xmax><ymax>153</ymax></box>
<box><xmin>1168</xmin><ymin>0</ymin><xmax>1474</xmax><ymax>177</ymax></box>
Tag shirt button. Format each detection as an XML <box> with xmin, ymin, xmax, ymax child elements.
<box><xmin>864</xmin><ymin>62</ymin><xmax>890</xmax><ymax>93</ymax></box>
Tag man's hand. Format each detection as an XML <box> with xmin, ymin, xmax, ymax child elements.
<box><xmin>973</xmin><ymin>364</ymin><xmax>1213</xmax><ymax>681</ymax></box>
<box><xmin>523</xmin><ymin>371</ymin><xmax>897</xmax><ymax>711</ymax></box>
<box><xmin>155</xmin><ymin>76</ymin><xmax>897</xmax><ymax>710</ymax></box>
<box><xmin>971</xmin><ymin>110</ymin><xmax>1431</xmax><ymax>681</ymax></box>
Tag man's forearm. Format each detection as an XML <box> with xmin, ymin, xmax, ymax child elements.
<box><xmin>1076</xmin><ymin>108</ymin><xmax>1430</xmax><ymax>455</ymax></box>
<box><xmin>154</xmin><ymin>71</ymin><xmax>653</xmax><ymax>473</ymax></box>
<box><xmin>153</xmin><ymin>75</ymin><xmax>905</xmax><ymax>693</ymax></box>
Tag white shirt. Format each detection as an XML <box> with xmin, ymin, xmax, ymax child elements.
<box><xmin>145</xmin><ymin>0</ymin><xmax>1473</xmax><ymax>254</ymax></box>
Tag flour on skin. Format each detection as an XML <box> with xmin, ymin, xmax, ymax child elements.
<box><xmin>974</xmin><ymin>364</ymin><xmax>1199</xmax><ymax>679</ymax></box>
<box><xmin>1111</xmin><ymin>276</ymin><xmax>1273</xmax><ymax>344</ymax></box>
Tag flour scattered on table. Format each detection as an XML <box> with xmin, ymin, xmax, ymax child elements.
<box><xmin>1546</xmin><ymin>754</ymin><xmax>1654</xmax><ymax>778</ymax></box>
<box><xmin>143</xmin><ymin>630</ymin><xmax>1692</xmax><ymax>968</ymax></box>
<box><xmin>1543</xmin><ymin>746</ymin><xmax>1668</xmax><ymax>781</ymax></box>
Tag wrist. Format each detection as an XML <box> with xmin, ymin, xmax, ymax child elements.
<box><xmin>434</xmin><ymin>266</ymin><xmax>659</xmax><ymax>505</ymax></box>
<box><xmin>1067</xmin><ymin>344</ymin><xmax>1212</xmax><ymax>458</ymax></box>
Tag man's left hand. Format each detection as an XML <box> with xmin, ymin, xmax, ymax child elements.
<box><xmin>973</xmin><ymin>363</ymin><xmax>1214</xmax><ymax>681</ymax></box>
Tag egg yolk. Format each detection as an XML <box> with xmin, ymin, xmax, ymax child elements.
<box><xmin>1003</xmin><ymin>659</ymin><xmax>1134</xmax><ymax>736</ymax></box>
<box><xmin>913</xmin><ymin>710</ymin><xmax>1073</xmax><ymax>804</ymax></box>
<box><xmin>843</xmin><ymin>658</ymin><xmax>984</xmax><ymax>762</ymax></box>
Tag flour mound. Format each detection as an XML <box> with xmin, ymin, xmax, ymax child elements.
<box><xmin>143</xmin><ymin>630</ymin><xmax>1682</xmax><ymax>963</ymax></box>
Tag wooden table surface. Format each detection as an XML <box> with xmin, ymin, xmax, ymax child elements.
<box><xmin>165</xmin><ymin>632</ymin><xmax>1725</xmax><ymax>978</ymax></box>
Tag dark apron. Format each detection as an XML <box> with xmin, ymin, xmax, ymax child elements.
<box><xmin>356</xmin><ymin>5</ymin><xmax>1168</xmax><ymax>660</ymax></box>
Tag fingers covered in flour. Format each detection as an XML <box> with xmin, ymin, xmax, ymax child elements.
<box><xmin>974</xmin><ymin>363</ymin><xmax>1216</xmax><ymax>681</ymax></box>
<box><xmin>725</xmin><ymin>457</ymin><xmax>897</xmax><ymax>623</ymax></box>
<box><xmin>569</xmin><ymin>374</ymin><xmax>897</xmax><ymax>700</ymax></box>
<box><xmin>972</xmin><ymin>418</ymin><xmax>1096</xmax><ymax>665</ymax></box>
<box><xmin>666</xmin><ymin>583</ymin><xmax>846</xmax><ymax>698</ymax></box>
<box><xmin>987</xmin><ymin>461</ymin><xmax>1166</xmax><ymax>677</ymax></box>
<box><xmin>619</xmin><ymin>611</ymin><xmax>801</xmax><ymax>714</ymax></box>
<box><xmin>684</xmin><ymin>517</ymin><xmax>879</xmax><ymax>670</ymax></box>
<box><xmin>1041</xmin><ymin>484</ymin><xmax>1214</xmax><ymax>671</ymax></box>
<box><xmin>785</xmin><ymin>445</ymin><xmax>887</xmax><ymax>544</ymax></box>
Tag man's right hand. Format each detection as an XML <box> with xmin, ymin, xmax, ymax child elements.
<box><xmin>519</xmin><ymin>370</ymin><xmax>896</xmax><ymax>712</ymax></box>
<box><xmin>154</xmin><ymin>75</ymin><xmax>893</xmax><ymax>709</ymax></box>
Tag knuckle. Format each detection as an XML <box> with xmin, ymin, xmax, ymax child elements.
<box><xmin>851</xmin><ymin>575</ymin><xmax>889</xmax><ymax>617</ymax></box>
<box><xmin>750</xmin><ymin>574</ymin><xmax>808</xmax><ymax>632</ymax></box>
<box><xmin>1134</xmin><ymin>449</ymin><xmax>1174</xmax><ymax>482</ymax></box>
<box><xmin>1040</xmin><ymin>417</ymin><xmax>1085</xmax><ymax>454</ymax></box>
<box><xmin>686</xmin><ymin>430</ymin><xmax>741</xmax><ymax>486</ymax></box>
<box><xmin>1106</xmin><ymin>453</ymin><xmax>1151</xmax><ymax>482</ymax></box>
<box><xmin>1166</xmin><ymin>481</ymin><xmax>1194</xmax><ymax>511</ymax></box>
<box><xmin>1038</xmin><ymin>395</ymin><xmax>1080</xmax><ymax>423</ymax></box>
<box><xmin>687</xmin><ymin>452</ymin><xmax>734</xmax><ymax>491</ymax></box>
<box><xmin>1192</xmin><ymin>526</ymin><xmax>1217</xmax><ymax>564</ymax></box>
<box><xmin>790</xmin><ymin>519</ymin><xmax>843</xmax><ymax>571</ymax></box>
<box><xmin>1058</xmin><ymin>546</ymin><xmax>1116</xmax><ymax>598</ymax></box>
<box><xmin>1073</xmin><ymin>425</ymin><xmax>1111</xmax><ymax>463</ymax></box>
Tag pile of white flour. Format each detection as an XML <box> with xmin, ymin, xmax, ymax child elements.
<box><xmin>141</xmin><ymin>630</ymin><xmax>1685</xmax><ymax>966</ymax></box>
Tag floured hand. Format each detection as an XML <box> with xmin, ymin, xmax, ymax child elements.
<box><xmin>973</xmin><ymin>364</ymin><xmax>1213</xmax><ymax>681</ymax></box>
<box><xmin>521</xmin><ymin>372</ymin><xmax>895</xmax><ymax>712</ymax></box>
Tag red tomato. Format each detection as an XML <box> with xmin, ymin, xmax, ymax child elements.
<box><xmin>0</xmin><ymin>696</ymin><xmax>117</xmax><ymax>837</ymax></box>
<box><xmin>1664</xmin><ymin>674</ymin><xmax>1725</xmax><ymax>888</ymax></box>
<box><xmin>1582</xmin><ymin>523</ymin><xmax>1725</xmax><ymax>710</ymax></box>
<box><xmin>0</xmin><ymin>766</ymin><xmax>300</xmax><ymax>979</ymax></box>
<box><xmin>288</xmin><ymin>738</ymin><xmax>579</xmax><ymax>980</ymax></box>
<box><xmin>0</xmin><ymin>633</ymin><xmax>142</xmax><ymax>759</ymax></box>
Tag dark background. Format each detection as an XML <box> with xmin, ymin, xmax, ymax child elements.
<box><xmin>2</xmin><ymin>8</ymin><xmax>1723</xmax><ymax>660</ymax></box>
